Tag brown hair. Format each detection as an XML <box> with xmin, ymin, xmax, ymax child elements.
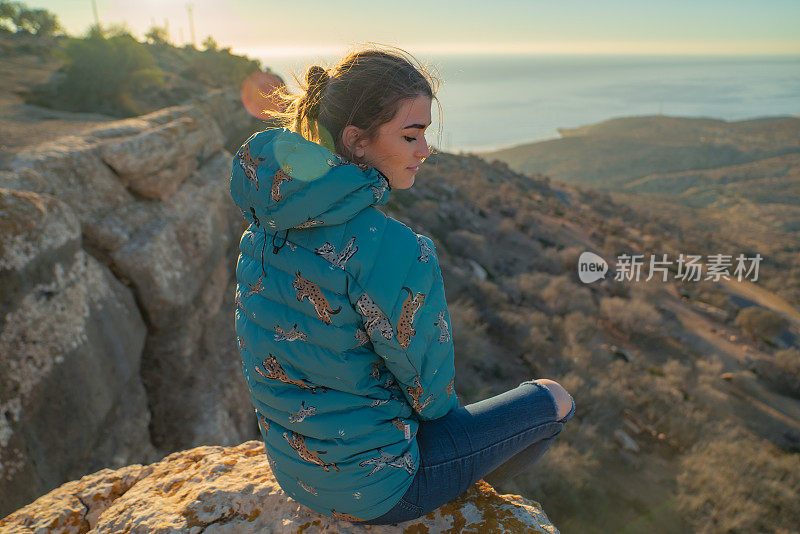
<box><xmin>267</xmin><ymin>43</ymin><xmax>442</xmax><ymax>164</ymax></box>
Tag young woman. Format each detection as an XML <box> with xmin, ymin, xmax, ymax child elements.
<box><xmin>229</xmin><ymin>44</ymin><xmax>576</xmax><ymax>525</ymax></box>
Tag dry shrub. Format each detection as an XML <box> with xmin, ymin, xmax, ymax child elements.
<box><xmin>599</xmin><ymin>296</ymin><xmax>662</xmax><ymax>336</ymax></box>
<box><xmin>558</xmin><ymin>245</ymin><xmax>587</xmax><ymax>273</ymax></box>
<box><xmin>525</xmin><ymin>309</ymin><xmax>553</xmax><ymax>346</ymax></box>
<box><xmin>595</xmin><ymin>358</ymin><xmax>708</xmax><ymax>448</ymax></box>
<box><xmin>495</xmin><ymin>217</ymin><xmax>516</xmax><ymax>234</ymax></box>
<box><xmin>752</xmin><ymin>348</ymin><xmax>800</xmax><ymax>399</ymax></box>
<box><xmin>676</xmin><ymin>424</ymin><xmax>800</xmax><ymax>534</ymax></box>
<box><xmin>556</xmin><ymin>371</ymin><xmax>586</xmax><ymax>403</ymax></box>
<box><xmin>561</xmin><ymin>342</ymin><xmax>597</xmax><ymax>371</ymax></box>
<box><xmin>470</xmin><ymin>278</ymin><xmax>510</xmax><ymax>310</ymax></box>
<box><xmin>509</xmin><ymin>272</ymin><xmax>552</xmax><ymax>305</ymax></box>
<box><xmin>691</xmin><ymin>355</ymin><xmax>733</xmax><ymax>420</ymax></box>
<box><xmin>693</xmin><ymin>283</ymin><xmax>732</xmax><ymax>310</ymax></box>
<box><xmin>630</xmin><ymin>279</ymin><xmax>670</xmax><ymax>300</ymax></box>
<box><xmin>541</xmin><ymin>275</ymin><xmax>596</xmax><ymax>316</ymax></box>
<box><xmin>734</xmin><ymin>306</ymin><xmax>788</xmax><ymax>342</ymax></box>
<box><xmin>450</xmin><ymin>297</ymin><xmax>488</xmax><ymax>354</ymax></box>
<box><xmin>495</xmin><ymin>309</ymin><xmax>553</xmax><ymax>357</ymax></box>
<box><xmin>404</xmin><ymin>199</ymin><xmax>440</xmax><ymax>231</ymax></box>
<box><xmin>662</xmin><ymin>358</ymin><xmax>692</xmax><ymax>387</ymax></box>
<box><xmin>606</xmin><ymin>278</ymin><xmax>632</xmax><ymax>298</ymax></box>
<box><xmin>602</xmin><ymin>234</ymin><xmax>629</xmax><ymax>257</ymax></box>
<box><xmin>494</xmin><ymin>309</ymin><xmax>530</xmax><ymax>353</ymax></box>
<box><xmin>445</xmin><ymin>229</ymin><xmax>488</xmax><ymax>262</ymax></box>
<box><xmin>449</xmin><ymin>297</ymin><xmax>499</xmax><ymax>401</ymax></box>
<box><xmin>542</xmin><ymin>246</ymin><xmax>569</xmax><ymax>274</ymax></box>
<box><xmin>527</xmin><ymin>315</ymin><xmax>560</xmax><ymax>373</ymax></box>
<box><xmin>559</xmin><ymin>311</ymin><xmax>598</xmax><ymax>347</ymax></box>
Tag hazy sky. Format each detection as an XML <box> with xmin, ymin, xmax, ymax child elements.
<box><xmin>24</xmin><ymin>0</ymin><xmax>800</xmax><ymax>57</ymax></box>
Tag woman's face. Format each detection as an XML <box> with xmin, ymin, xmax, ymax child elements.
<box><xmin>344</xmin><ymin>95</ymin><xmax>432</xmax><ymax>190</ymax></box>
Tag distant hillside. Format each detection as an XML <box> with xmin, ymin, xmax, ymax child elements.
<box><xmin>479</xmin><ymin>115</ymin><xmax>800</xmax><ymax>190</ymax></box>
<box><xmin>478</xmin><ymin>115</ymin><xmax>800</xmax><ymax>311</ymax></box>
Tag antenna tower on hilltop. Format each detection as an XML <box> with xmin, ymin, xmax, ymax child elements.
<box><xmin>186</xmin><ymin>3</ymin><xmax>196</xmax><ymax>47</ymax></box>
<box><xmin>91</xmin><ymin>0</ymin><xmax>99</xmax><ymax>27</ymax></box>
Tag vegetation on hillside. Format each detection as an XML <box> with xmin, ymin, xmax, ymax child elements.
<box><xmin>386</xmin><ymin>151</ymin><xmax>800</xmax><ymax>533</ymax></box>
<box><xmin>0</xmin><ymin>0</ymin><xmax>60</xmax><ymax>36</ymax></box>
<box><xmin>482</xmin><ymin>116</ymin><xmax>800</xmax><ymax>308</ymax></box>
<box><xmin>2</xmin><ymin>1</ymin><xmax>267</xmax><ymax>117</ymax></box>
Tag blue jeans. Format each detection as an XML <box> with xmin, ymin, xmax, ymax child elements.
<box><xmin>360</xmin><ymin>380</ymin><xmax>576</xmax><ymax>525</ymax></box>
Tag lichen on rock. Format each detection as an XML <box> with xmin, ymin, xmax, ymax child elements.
<box><xmin>0</xmin><ymin>441</ymin><xmax>561</xmax><ymax>533</ymax></box>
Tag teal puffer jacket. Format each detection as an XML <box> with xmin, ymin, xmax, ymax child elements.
<box><xmin>229</xmin><ymin>127</ymin><xmax>458</xmax><ymax>521</ymax></box>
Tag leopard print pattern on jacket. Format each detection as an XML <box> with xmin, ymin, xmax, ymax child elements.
<box><xmin>331</xmin><ymin>510</ymin><xmax>365</xmax><ymax>522</ymax></box>
<box><xmin>406</xmin><ymin>376</ymin><xmax>434</xmax><ymax>412</ymax></box>
<box><xmin>293</xmin><ymin>271</ymin><xmax>342</xmax><ymax>325</ymax></box>
<box><xmin>255</xmin><ymin>355</ymin><xmax>327</xmax><ymax>393</ymax></box>
<box><xmin>292</xmin><ymin>216</ymin><xmax>325</xmax><ymax>229</ymax></box>
<box><xmin>355</xmin><ymin>293</ymin><xmax>393</xmax><ymax>341</ymax></box>
<box><xmin>397</xmin><ymin>287</ymin><xmax>425</xmax><ymax>349</ymax></box>
<box><xmin>237</xmin><ymin>143</ymin><xmax>264</xmax><ymax>190</ymax></box>
<box><xmin>271</xmin><ymin>168</ymin><xmax>293</xmax><ymax>201</ymax></box>
<box><xmin>283</xmin><ymin>431</ymin><xmax>339</xmax><ymax>471</ymax></box>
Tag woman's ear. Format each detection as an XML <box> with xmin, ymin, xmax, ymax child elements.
<box><xmin>341</xmin><ymin>125</ymin><xmax>368</xmax><ymax>159</ymax></box>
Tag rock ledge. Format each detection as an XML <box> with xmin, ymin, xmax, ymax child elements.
<box><xmin>0</xmin><ymin>440</ymin><xmax>560</xmax><ymax>533</ymax></box>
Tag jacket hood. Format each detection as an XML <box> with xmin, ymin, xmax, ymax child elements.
<box><xmin>230</xmin><ymin>128</ymin><xmax>391</xmax><ymax>232</ymax></box>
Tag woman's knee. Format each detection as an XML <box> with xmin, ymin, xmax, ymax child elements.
<box><xmin>533</xmin><ymin>379</ymin><xmax>574</xmax><ymax>421</ymax></box>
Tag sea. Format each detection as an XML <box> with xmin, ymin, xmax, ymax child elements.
<box><xmin>252</xmin><ymin>53</ymin><xmax>800</xmax><ymax>153</ymax></box>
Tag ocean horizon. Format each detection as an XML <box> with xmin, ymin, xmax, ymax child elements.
<box><xmin>248</xmin><ymin>53</ymin><xmax>800</xmax><ymax>153</ymax></box>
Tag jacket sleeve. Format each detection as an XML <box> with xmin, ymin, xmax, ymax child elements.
<box><xmin>351</xmin><ymin>233</ymin><xmax>458</xmax><ymax>421</ymax></box>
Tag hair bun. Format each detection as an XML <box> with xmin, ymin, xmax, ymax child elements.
<box><xmin>305</xmin><ymin>66</ymin><xmax>329</xmax><ymax>119</ymax></box>
<box><xmin>306</xmin><ymin>65</ymin><xmax>330</xmax><ymax>88</ymax></box>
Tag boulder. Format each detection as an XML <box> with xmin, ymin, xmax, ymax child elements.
<box><xmin>97</xmin><ymin>114</ymin><xmax>223</xmax><ymax>200</ymax></box>
<box><xmin>5</xmin><ymin>135</ymin><xmax>133</xmax><ymax>221</ymax></box>
<box><xmin>81</xmin><ymin>151</ymin><xmax>252</xmax><ymax>452</ymax></box>
<box><xmin>0</xmin><ymin>441</ymin><xmax>562</xmax><ymax>533</ymax></box>
<box><xmin>0</xmin><ymin>189</ymin><xmax>155</xmax><ymax>517</ymax></box>
<box><xmin>1</xmin><ymin>91</ymin><xmax>257</xmax><ymax>456</ymax></box>
<box><xmin>192</xmin><ymin>89</ymin><xmax>265</xmax><ymax>154</ymax></box>
<box><xmin>91</xmin><ymin>151</ymin><xmax>240</xmax><ymax>328</ymax></box>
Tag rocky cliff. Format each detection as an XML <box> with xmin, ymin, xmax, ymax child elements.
<box><xmin>0</xmin><ymin>89</ymin><xmax>262</xmax><ymax>515</ymax></box>
<box><xmin>0</xmin><ymin>441</ymin><xmax>561</xmax><ymax>533</ymax></box>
